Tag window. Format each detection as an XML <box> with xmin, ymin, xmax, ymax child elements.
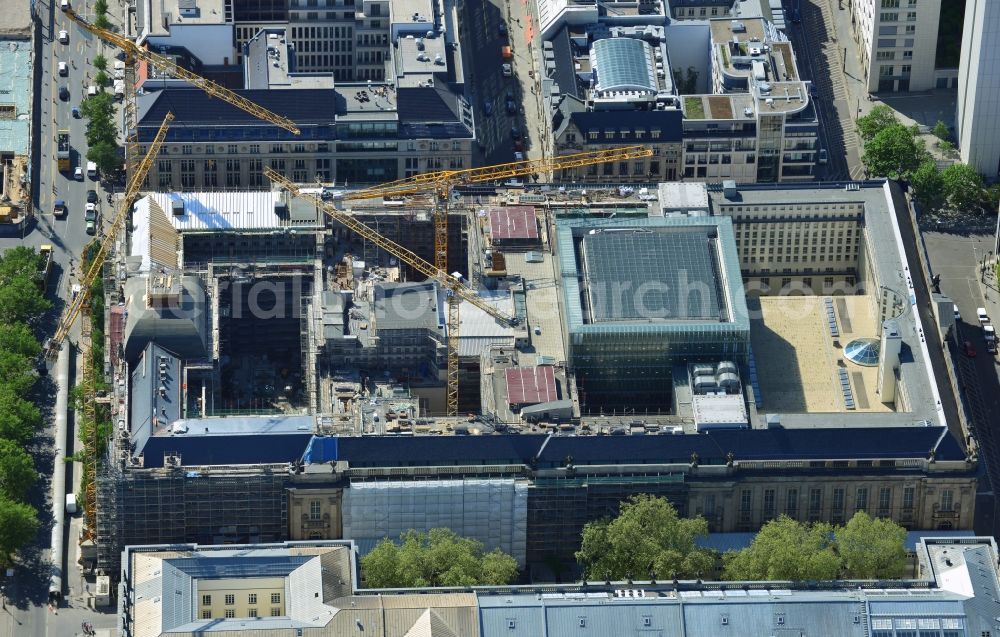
<box><xmin>940</xmin><ymin>490</ymin><xmax>954</xmax><ymax>512</ymax></box>
<box><xmin>880</xmin><ymin>12</ymin><xmax>898</xmax><ymax>21</ymax></box>
<box><xmin>248</xmin><ymin>593</ymin><xmax>257</xmax><ymax>604</ymax></box>
<box><xmin>763</xmin><ymin>489</ymin><xmax>776</xmax><ymax>518</ymax></box>
<box><xmin>703</xmin><ymin>495</ymin><xmax>716</xmax><ymax>517</ymax></box>
<box><xmin>809</xmin><ymin>488</ymin><xmax>822</xmax><ymax>512</ymax></box>
<box><xmin>786</xmin><ymin>489</ymin><xmax>798</xmax><ymax>516</ymax></box>
<box><xmin>202</xmin><ymin>595</ymin><xmax>211</xmax><ymax>606</ymax></box>
<box><xmin>906</xmin><ymin>11</ymin><xmax>916</xmax><ymax>20</ymax></box>
<box><xmin>878</xmin><ymin>487</ymin><xmax>892</xmax><ymax>512</ymax></box>
<box><xmin>182</xmin><ymin>145</ymin><xmax>193</xmax><ymax>155</ymax></box>
<box><xmin>832</xmin><ymin>488</ymin><xmax>845</xmax><ymax>511</ymax></box>
<box><xmin>905</xmin><ymin>24</ymin><xmax>915</xmax><ymax>33</ymax></box>
<box><xmin>876</xmin><ymin>51</ymin><xmax>895</xmax><ymax>60</ymax></box>
<box><xmin>740</xmin><ymin>489</ymin><xmax>752</xmax><ymax>511</ymax></box>
<box><xmin>271</xmin><ymin>608</ymin><xmax>282</xmax><ymax>617</ymax></box>
<box><xmin>248</xmin><ymin>608</ymin><xmax>258</xmax><ymax>618</ymax></box>
<box><xmin>901</xmin><ymin>64</ymin><xmax>912</xmax><ymax>75</ymax></box>
<box><xmin>202</xmin><ymin>610</ymin><xmax>212</xmax><ymax>619</ymax></box>
<box><xmin>880</xmin><ymin>65</ymin><xmax>895</xmax><ymax>76</ymax></box>
<box><xmin>877</xmin><ymin>38</ymin><xmax>896</xmax><ymax>48</ymax></box>
<box><xmin>903</xmin><ymin>50</ymin><xmax>913</xmax><ymax>58</ymax></box>
<box><xmin>903</xmin><ymin>486</ymin><xmax>915</xmax><ymax>509</ymax></box>
<box><xmin>855</xmin><ymin>488</ymin><xmax>868</xmax><ymax>512</ymax></box>
<box><xmin>881</xmin><ymin>0</ymin><xmax>899</xmax><ymax>6</ymax></box>
<box><xmin>225</xmin><ymin>594</ymin><xmax>235</xmax><ymax>606</ymax></box>
<box><xmin>225</xmin><ymin>609</ymin><xmax>235</xmax><ymax>619</ymax></box>
<box><xmin>271</xmin><ymin>593</ymin><xmax>281</xmax><ymax>604</ymax></box>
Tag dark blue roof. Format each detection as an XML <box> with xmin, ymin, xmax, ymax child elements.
<box><xmin>315</xmin><ymin>434</ymin><xmax>548</xmax><ymax>467</ymax></box>
<box><xmin>396</xmin><ymin>86</ymin><xmax>460</xmax><ymax>123</ymax></box>
<box><xmin>318</xmin><ymin>427</ymin><xmax>963</xmax><ymax>469</ymax></box>
<box><xmin>141</xmin><ymin>432</ymin><xmax>314</xmax><ymax>468</ymax></box>
<box><xmin>138</xmin><ymin>88</ymin><xmax>337</xmax><ymax>128</ymax></box>
<box><xmin>569</xmin><ymin>109</ymin><xmax>683</xmax><ymax>143</ymax></box>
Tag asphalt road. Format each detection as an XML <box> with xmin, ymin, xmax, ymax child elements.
<box><xmin>923</xmin><ymin>228</ymin><xmax>1000</xmax><ymax>537</ymax></box>
<box><xmin>459</xmin><ymin>0</ymin><xmax>547</xmax><ymax>168</ymax></box>
<box><xmin>0</xmin><ymin>1</ymin><xmax>117</xmax><ymax>635</ymax></box>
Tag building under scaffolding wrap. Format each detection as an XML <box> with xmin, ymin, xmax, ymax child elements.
<box><xmin>96</xmin><ymin>467</ymin><xmax>295</xmax><ymax>574</ymax></box>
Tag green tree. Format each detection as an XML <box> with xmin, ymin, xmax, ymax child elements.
<box><xmin>0</xmin><ymin>324</ymin><xmax>41</xmax><ymax>360</ymax></box>
<box><xmin>575</xmin><ymin>495</ymin><xmax>714</xmax><ymax>581</ymax></box>
<box><xmin>361</xmin><ymin>528</ymin><xmax>519</xmax><ymax>588</ymax></box>
<box><xmin>862</xmin><ymin>123</ymin><xmax>925</xmax><ymax>178</ymax></box>
<box><xmin>835</xmin><ymin>512</ymin><xmax>907</xmax><ymax>579</ymax></box>
<box><xmin>80</xmin><ymin>91</ymin><xmax>114</xmax><ymax>120</ymax></box>
<box><xmin>856</xmin><ymin>104</ymin><xmax>899</xmax><ymax>143</ymax></box>
<box><xmin>87</xmin><ymin>139</ymin><xmax>122</xmax><ymax>175</ymax></box>
<box><xmin>94</xmin><ymin>13</ymin><xmax>111</xmax><ymax>30</ymax></box>
<box><xmin>939</xmin><ymin>140</ymin><xmax>956</xmax><ymax>155</ymax></box>
<box><xmin>931</xmin><ymin>120</ymin><xmax>950</xmax><ymax>141</ymax></box>
<box><xmin>0</xmin><ymin>494</ymin><xmax>39</xmax><ymax>566</ymax></box>
<box><xmin>0</xmin><ymin>439</ymin><xmax>37</xmax><ymax>502</ymax></box>
<box><xmin>942</xmin><ymin>163</ymin><xmax>986</xmax><ymax>211</ymax></box>
<box><xmin>92</xmin><ymin>54</ymin><xmax>108</xmax><ymax>71</ymax></box>
<box><xmin>94</xmin><ymin>70</ymin><xmax>109</xmax><ymax>88</ymax></box>
<box><xmin>0</xmin><ymin>385</ymin><xmax>43</xmax><ymax>444</ymax></box>
<box><xmin>722</xmin><ymin>516</ymin><xmax>841</xmax><ymax>581</ymax></box>
<box><xmin>0</xmin><ymin>275</ymin><xmax>51</xmax><ymax>326</ymax></box>
<box><xmin>0</xmin><ymin>246</ymin><xmax>43</xmax><ymax>284</ymax></box>
<box><xmin>94</xmin><ymin>0</ymin><xmax>109</xmax><ymax>14</ymax></box>
<box><xmin>910</xmin><ymin>159</ymin><xmax>946</xmax><ymax>212</ymax></box>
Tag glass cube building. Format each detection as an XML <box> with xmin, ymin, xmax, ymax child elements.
<box><xmin>557</xmin><ymin>216</ymin><xmax>749</xmax><ymax>412</ymax></box>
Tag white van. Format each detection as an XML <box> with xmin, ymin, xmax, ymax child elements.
<box><xmin>87</xmin><ymin>85</ymin><xmax>97</xmax><ymax>97</ymax></box>
<box><xmin>977</xmin><ymin>307</ymin><xmax>990</xmax><ymax>324</ymax></box>
<box><xmin>86</xmin><ymin>161</ymin><xmax>97</xmax><ymax>178</ymax></box>
<box><xmin>65</xmin><ymin>493</ymin><xmax>78</xmax><ymax>514</ymax></box>
<box><xmin>60</xmin><ymin>0</ymin><xmax>69</xmax><ymax>10</ymax></box>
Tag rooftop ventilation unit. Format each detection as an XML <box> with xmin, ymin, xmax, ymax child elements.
<box><xmin>722</xmin><ymin>179</ymin><xmax>738</xmax><ymax>199</ymax></box>
<box><xmin>171</xmin><ymin>199</ymin><xmax>184</xmax><ymax>216</ymax></box>
<box><xmin>731</xmin><ymin>20</ymin><xmax>746</xmax><ymax>32</ymax></box>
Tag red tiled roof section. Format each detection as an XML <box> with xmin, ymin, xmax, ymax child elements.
<box><xmin>505</xmin><ymin>365</ymin><xmax>557</xmax><ymax>406</ymax></box>
<box><xmin>489</xmin><ymin>206</ymin><xmax>539</xmax><ymax>240</ymax></box>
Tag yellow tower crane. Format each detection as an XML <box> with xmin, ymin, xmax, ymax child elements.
<box><xmin>47</xmin><ymin>113</ymin><xmax>175</xmax><ymax>360</ymax></box>
<box><xmin>268</xmin><ymin>145</ymin><xmax>652</xmax><ymax>415</ymax></box>
<box><xmin>62</xmin><ymin>6</ymin><xmax>300</xmax><ymax>135</ymax></box>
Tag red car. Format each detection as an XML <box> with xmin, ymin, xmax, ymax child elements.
<box><xmin>964</xmin><ymin>340</ymin><xmax>977</xmax><ymax>358</ymax></box>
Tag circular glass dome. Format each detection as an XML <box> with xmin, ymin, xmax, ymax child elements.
<box><xmin>844</xmin><ymin>338</ymin><xmax>881</xmax><ymax>367</ymax></box>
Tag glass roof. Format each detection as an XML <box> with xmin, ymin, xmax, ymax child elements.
<box><xmin>580</xmin><ymin>228</ymin><xmax>723</xmax><ymax>323</ymax></box>
<box><xmin>844</xmin><ymin>338</ymin><xmax>881</xmax><ymax>366</ymax></box>
<box><xmin>592</xmin><ymin>38</ymin><xmax>657</xmax><ymax>94</ymax></box>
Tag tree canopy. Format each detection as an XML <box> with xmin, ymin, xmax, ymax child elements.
<box><xmin>575</xmin><ymin>495</ymin><xmax>714</xmax><ymax>581</ymax></box>
<box><xmin>910</xmin><ymin>159</ymin><xmax>946</xmax><ymax>212</ymax></box>
<box><xmin>835</xmin><ymin>512</ymin><xmax>907</xmax><ymax>579</ymax></box>
<box><xmin>931</xmin><ymin>120</ymin><xmax>950</xmax><ymax>141</ymax></box>
<box><xmin>723</xmin><ymin>516</ymin><xmax>841</xmax><ymax>581</ymax></box>
<box><xmin>0</xmin><ymin>323</ymin><xmax>42</xmax><ymax>360</ymax></box>
<box><xmin>360</xmin><ymin>528</ymin><xmax>519</xmax><ymax>588</ymax></box>
<box><xmin>0</xmin><ymin>385</ymin><xmax>43</xmax><ymax>445</ymax></box>
<box><xmin>0</xmin><ymin>494</ymin><xmax>39</xmax><ymax>566</ymax></box>
<box><xmin>941</xmin><ymin>163</ymin><xmax>986</xmax><ymax>212</ymax></box>
<box><xmin>861</xmin><ymin>123</ymin><xmax>926</xmax><ymax>178</ymax></box>
<box><xmin>722</xmin><ymin>513</ymin><xmax>908</xmax><ymax>581</ymax></box>
<box><xmin>0</xmin><ymin>439</ymin><xmax>37</xmax><ymax>502</ymax></box>
<box><xmin>856</xmin><ymin>105</ymin><xmax>899</xmax><ymax>143</ymax></box>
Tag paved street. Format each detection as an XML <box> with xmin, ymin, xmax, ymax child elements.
<box><xmin>923</xmin><ymin>228</ymin><xmax>1000</xmax><ymax>537</ymax></box>
<box><xmin>0</xmin><ymin>0</ymin><xmax>122</xmax><ymax>635</ymax></box>
<box><xmin>459</xmin><ymin>0</ymin><xmax>549</xmax><ymax>169</ymax></box>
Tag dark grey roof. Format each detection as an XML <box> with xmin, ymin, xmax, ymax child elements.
<box><xmin>140</xmin><ymin>432</ymin><xmax>314</xmax><ymax>468</ymax></box>
<box><xmin>373</xmin><ymin>281</ymin><xmax>442</xmax><ymax>331</ymax></box>
<box><xmin>130</xmin><ymin>342</ymin><xmax>182</xmax><ymax>454</ymax></box>
<box><xmin>551</xmin><ymin>26</ymin><xmax>582</xmax><ymax>101</ymax></box>
<box><xmin>137</xmin><ymin>87</ymin><xmax>336</xmax><ymax>128</ymax></box>
<box><xmin>123</xmin><ymin>276</ymin><xmax>208</xmax><ymax>363</ymax></box>
<box><xmin>397</xmin><ymin>85</ymin><xmax>460</xmax><ymax>123</ymax></box>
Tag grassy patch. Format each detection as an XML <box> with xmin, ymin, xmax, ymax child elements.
<box><xmin>684</xmin><ymin>97</ymin><xmax>706</xmax><ymax>119</ymax></box>
<box><xmin>719</xmin><ymin>44</ymin><xmax>730</xmax><ymax>68</ymax></box>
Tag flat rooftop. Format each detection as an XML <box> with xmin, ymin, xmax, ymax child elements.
<box><xmin>708</xmin><ymin>182</ymin><xmax>945</xmax><ymax>429</ymax></box>
<box><xmin>579</xmin><ymin>227</ymin><xmax>725</xmax><ymax>323</ymax></box>
<box><xmin>0</xmin><ymin>39</ymin><xmax>31</xmax><ymax>155</ymax></box>
<box><xmin>0</xmin><ymin>2</ymin><xmax>31</xmax><ymax>38</ymax></box>
<box><xmin>750</xmin><ymin>295</ymin><xmax>892</xmax><ymax>415</ymax></box>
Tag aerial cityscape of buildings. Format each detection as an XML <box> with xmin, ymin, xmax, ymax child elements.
<box><xmin>1</xmin><ymin>0</ymin><xmax>1000</xmax><ymax>634</ymax></box>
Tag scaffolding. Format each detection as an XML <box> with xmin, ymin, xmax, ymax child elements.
<box><xmin>98</xmin><ymin>467</ymin><xmax>294</xmax><ymax>575</ymax></box>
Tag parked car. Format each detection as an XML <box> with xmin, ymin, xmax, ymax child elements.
<box><xmin>58</xmin><ymin>61</ymin><xmax>68</xmax><ymax>76</ymax></box>
<box><xmin>71</xmin><ymin>105</ymin><xmax>80</xmax><ymax>118</ymax></box>
<box><xmin>53</xmin><ymin>199</ymin><xmax>66</xmax><ymax>217</ymax></box>
<box><xmin>964</xmin><ymin>340</ymin><xmax>977</xmax><ymax>358</ymax></box>
<box><xmin>73</xmin><ymin>166</ymin><xmax>83</xmax><ymax>180</ymax></box>
<box><xmin>818</xmin><ymin>148</ymin><xmax>828</xmax><ymax>164</ymax></box>
<box><xmin>85</xmin><ymin>203</ymin><xmax>97</xmax><ymax>221</ymax></box>
<box><xmin>502</xmin><ymin>63</ymin><xmax>513</xmax><ymax>77</ymax></box>
<box><xmin>505</xmin><ymin>93</ymin><xmax>517</xmax><ymax>115</ymax></box>
<box><xmin>58</xmin><ymin>86</ymin><xmax>69</xmax><ymax>101</ymax></box>
<box><xmin>514</xmin><ymin>151</ymin><xmax>525</xmax><ymax>161</ymax></box>
<box><xmin>86</xmin><ymin>189</ymin><xmax>98</xmax><ymax>204</ymax></box>
<box><xmin>58</xmin><ymin>30</ymin><xmax>69</xmax><ymax>44</ymax></box>
<box><xmin>85</xmin><ymin>218</ymin><xmax>96</xmax><ymax>235</ymax></box>
<box><xmin>977</xmin><ymin>307</ymin><xmax>990</xmax><ymax>324</ymax></box>
<box><xmin>954</xmin><ymin>305</ymin><xmax>961</xmax><ymax>322</ymax></box>
<box><xmin>482</xmin><ymin>100</ymin><xmax>493</xmax><ymax>116</ymax></box>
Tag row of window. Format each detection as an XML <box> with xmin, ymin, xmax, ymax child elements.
<box><xmin>735</xmin><ymin>485</ymin><xmax>951</xmax><ymax>515</ymax></box>
<box><xmin>201</xmin><ymin>593</ymin><xmax>281</xmax><ymax>606</ymax></box>
<box><xmin>881</xmin><ymin>0</ymin><xmax>919</xmax><ymax>7</ymax></box>
<box><xmin>878</xmin><ymin>11</ymin><xmax>918</xmax><ymax>21</ymax></box>
<box><xmin>201</xmin><ymin>607</ymin><xmax>283</xmax><ymax>619</ymax></box>
<box><xmin>674</xmin><ymin>6</ymin><xmax>730</xmax><ymax>18</ymax></box>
